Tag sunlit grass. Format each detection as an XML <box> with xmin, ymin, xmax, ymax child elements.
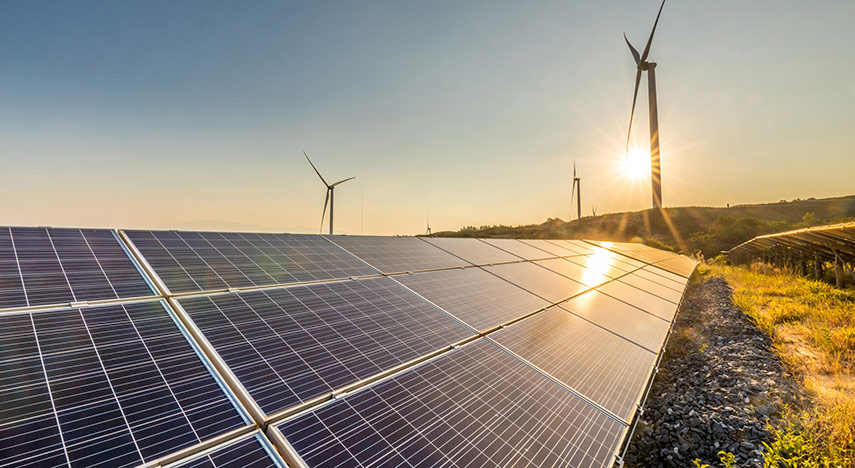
<box><xmin>710</xmin><ymin>263</ymin><xmax>855</xmax><ymax>467</ymax></box>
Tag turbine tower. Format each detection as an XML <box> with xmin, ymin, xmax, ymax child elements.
<box><xmin>304</xmin><ymin>151</ymin><xmax>355</xmax><ymax>235</ymax></box>
<box><xmin>570</xmin><ymin>159</ymin><xmax>581</xmax><ymax>220</ymax></box>
<box><xmin>624</xmin><ymin>0</ymin><xmax>666</xmax><ymax>209</ymax></box>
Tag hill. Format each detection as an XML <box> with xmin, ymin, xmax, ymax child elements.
<box><xmin>431</xmin><ymin>195</ymin><xmax>855</xmax><ymax>258</ymax></box>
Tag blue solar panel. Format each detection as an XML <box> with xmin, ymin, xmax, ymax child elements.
<box><xmin>393</xmin><ymin>267</ymin><xmax>550</xmax><ymax>331</ymax></box>
<box><xmin>327</xmin><ymin>235</ymin><xmax>466</xmax><ymax>273</ymax></box>
<box><xmin>177</xmin><ymin>277</ymin><xmax>474</xmax><ymax>415</ymax></box>
<box><xmin>489</xmin><ymin>307</ymin><xmax>658</xmax><ymax>420</ymax></box>
<box><xmin>0</xmin><ymin>227</ymin><xmax>155</xmax><ymax>311</ymax></box>
<box><xmin>173</xmin><ymin>433</ymin><xmax>285</xmax><ymax>468</ymax></box>
<box><xmin>124</xmin><ymin>230</ymin><xmax>377</xmax><ymax>294</ymax></box>
<box><xmin>0</xmin><ymin>301</ymin><xmax>249</xmax><ymax>468</ymax></box>
<box><xmin>277</xmin><ymin>339</ymin><xmax>625</xmax><ymax>468</ymax></box>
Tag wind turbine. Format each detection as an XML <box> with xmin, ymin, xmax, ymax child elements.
<box><xmin>570</xmin><ymin>158</ymin><xmax>581</xmax><ymax>220</ymax></box>
<box><xmin>624</xmin><ymin>0</ymin><xmax>666</xmax><ymax>209</ymax></box>
<box><xmin>304</xmin><ymin>151</ymin><xmax>355</xmax><ymax>235</ymax></box>
<box><xmin>425</xmin><ymin>211</ymin><xmax>432</xmax><ymax>236</ymax></box>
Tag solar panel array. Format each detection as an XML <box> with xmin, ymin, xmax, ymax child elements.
<box><xmin>0</xmin><ymin>227</ymin><xmax>696</xmax><ymax>468</ymax></box>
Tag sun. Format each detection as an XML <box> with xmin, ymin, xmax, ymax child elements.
<box><xmin>622</xmin><ymin>148</ymin><xmax>650</xmax><ymax>180</ymax></box>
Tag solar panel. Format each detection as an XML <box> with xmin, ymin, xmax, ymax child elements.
<box><xmin>629</xmin><ymin>266</ymin><xmax>687</xmax><ymax>291</ymax></box>
<box><xmin>327</xmin><ymin>235</ymin><xmax>466</xmax><ymax>273</ymax></box>
<box><xmin>651</xmin><ymin>255</ymin><xmax>698</xmax><ymax>277</ymax></box>
<box><xmin>275</xmin><ymin>339</ymin><xmax>626</xmax><ymax>468</ymax></box>
<box><xmin>561</xmin><ymin>290</ymin><xmax>671</xmax><ymax>352</ymax></box>
<box><xmin>483</xmin><ymin>262</ymin><xmax>588</xmax><ymax>302</ymax></box>
<box><xmin>518</xmin><ymin>239</ymin><xmax>585</xmax><ymax>257</ymax></box>
<box><xmin>596</xmin><ymin>280</ymin><xmax>679</xmax><ymax>321</ymax></box>
<box><xmin>170</xmin><ymin>433</ymin><xmax>285</xmax><ymax>468</ymax></box>
<box><xmin>535</xmin><ymin>258</ymin><xmax>613</xmax><ymax>287</ymax></box>
<box><xmin>177</xmin><ymin>277</ymin><xmax>473</xmax><ymax>415</ymax></box>
<box><xmin>489</xmin><ymin>307</ymin><xmax>658</xmax><ymax>420</ymax></box>
<box><xmin>421</xmin><ymin>237</ymin><xmax>520</xmax><ymax>265</ymax></box>
<box><xmin>393</xmin><ymin>267</ymin><xmax>550</xmax><ymax>331</ymax></box>
<box><xmin>590</xmin><ymin>241</ymin><xmax>678</xmax><ymax>265</ymax></box>
<box><xmin>479</xmin><ymin>238</ymin><xmax>558</xmax><ymax>260</ymax></box>
<box><xmin>642</xmin><ymin>264</ymin><xmax>690</xmax><ymax>285</ymax></box>
<box><xmin>0</xmin><ymin>301</ymin><xmax>250</xmax><ymax>468</ymax></box>
<box><xmin>564</xmin><ymin>251</ymin><xmax>638</xmax><ymax>278</ymax></box>
<box><xmin>0</xmin><ymin>227</ymin><xmax>155</xmax><ymax>311</ymax></box>
<box><xmin>619</xmin><ymin>272</ymin><xmax>685</xmax><ymax>303</ymax></box>
<box><xmin>552</xmin><ymin>239</ymin><xmax>599</xmax><ymax>255</ymax></box>
<box><xmin>123</xmin><ymin>230</ymin><xmax>377</xmax><ymax>294</ymax></box>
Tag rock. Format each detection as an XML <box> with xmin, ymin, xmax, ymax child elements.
<box><xmin>622</xmin><ymin>276</ymin><xmax>797</xmax><ymax>468</ymax></box>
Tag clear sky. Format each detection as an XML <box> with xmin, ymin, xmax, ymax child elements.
<box><xmin>1</xmin><ymin>1</ymin><xmax>853</xmax><ymax>235</ymax></box>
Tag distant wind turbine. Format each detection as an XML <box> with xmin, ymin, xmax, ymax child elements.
<box><xmin>425</xmin><ymin>210</ymin><xmax>432</xmax><ymax>236</ymax></box>
<box><xmin>624</xmin><ymin>0</ymin><xmax>666</xmax><ymax>209</ymax></box>
<box><xmin>304</xmin><ymin>151</ymin><xmax>355</xmax><ymax>235</ymax></box>
<box><xmin>569</xmin><ymin>158</ymin><xmax>581</xmax><ymax>220</ymax></box>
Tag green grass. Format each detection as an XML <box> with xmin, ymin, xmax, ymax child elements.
<box><xmin>711</xmin><ymin>263</ymin><xmax>855</xmax><ymax>467</ymax></box>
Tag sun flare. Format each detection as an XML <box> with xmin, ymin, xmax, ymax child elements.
<box><xmin>622</xmin><ymin>148</ymin><xmax>650</xmax><ymax>180</ymax></box>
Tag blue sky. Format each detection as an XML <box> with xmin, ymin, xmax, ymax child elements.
<box><xmin>1</xmin><ymin>1</ymin><xmax>854</xmax><ymax>234</ymax></box>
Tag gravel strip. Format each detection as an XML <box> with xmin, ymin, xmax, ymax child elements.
<box><xmin>623</xmin><ymin>275</ymin><xmax>801</xmax><ymax>467</ymax></box>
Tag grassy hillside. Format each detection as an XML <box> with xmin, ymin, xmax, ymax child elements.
<box><xmin>432</xmin><ymin>195</ymin><xmax>855</xmax><ymax>258</ymax></box>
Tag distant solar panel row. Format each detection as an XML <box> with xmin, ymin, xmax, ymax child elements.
<box><xmin>0</xmin><ymin>227</ymin><xmax>154</xmax><ymax>311</ymax></box>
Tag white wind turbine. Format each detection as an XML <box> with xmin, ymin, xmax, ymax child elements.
<box><xmin>304</xmin><ymin>151</ymin><xmax>355</xmax><ymax>235</ymax></box>
<box><xmin>624</xmin><ymin>0</ymin><xmax>667</xmax><ymax>209</ymax></box>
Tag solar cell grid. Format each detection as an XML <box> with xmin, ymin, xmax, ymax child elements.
<box><xmin>630</xmin><ymin>267</ymin><xmax>687</xmax><ymax>291</ymax></box>
<box><xmin>597</xmin><ymin>280</ymin><xmax>679</xmax><ymax>322</ymax></box>
<box><xmin>0</xmin><ymin>301</ymin><xmax>248</xmax><ymax>468</ymax></box>
<box><xmin>490</xmin><ymin>307</ymin><xmax>658</xmax><ymax>420</ymax></box>
<box><xmin>651</xmin><ymin>256</ymin><xmax>698</xmax><ymax>277</ymax></box>
<box><xmin>564</xmin><ymin>252</ymin><xmax>639</xmax><ymax>277</ymax></box>
<box><xmin>124</xmin><ymin>230</ymin><xmax>377</xmax><ymax>294</ymax></box>
<box><xmin>535</xmin><ymin>258</ymin><xmax>613</xmax><ymax>287</ymax></box>
<box><xmin>393</xmin><ymin>267</ymin><xmax>550</xmax><ymax>331</ymax></box>
<box><xmin>518</xmin><ymin>239</ymin><xmax>584</xmax><ymax>257</ymax></box>
<box><xmin>479</xmin><ymin>238</ymin><xmax>558</xmax><ymax>260</ymax></box>
<box><xmin>642</xmin><ymin>264</ymin><xmax>690</xmax><ymax>284</ymax></box>
<box><xmin>555</xmin><ymin>239</ymin><xmax>599</xmax><ymax>255</ymax></box>
<box><xmin>277</xmin><ymin>339</ymin><xmax>625</xmax><ymax>468</ymax></box>
<box><xmin>592</xmin><ymin>241</ymin><xmax>678</xmax><ymax>265</ymax></box>
<box><xmin>171</xmin><ymin>434</ymin><xmax>285</xmax><ymax>468</ymax></box>
<box><xmin>619</xmin><ymin>273</ymin><xmax>684</xmax><ymax>303</ymax></box>
<box><xmin>561</xmin><ymin>290</ymin><xmax>671</xmax><ymax>352</ymax></box>
<box><xmin>327</xmin><ymin>235</ymin><xmax>465</xmax><ymax>273</ymax></box>
<box><xmin>177</xmin><ymin>277</ymin><xmax>473</xmax><ymax>415</ymax></box>
<box><xmin>422</xmin><ymin>237</ymin><xmax>520</xmax><ymax>265</ymax></box>
<box><xmin>484</xmin><ymin>262</ymin><xmax>588</xmax><ymax>303</ymax></box>
<box><xmin>0</xmin><ymin>227</ymin><xmax>155</xmax><ymax>311</ymax></box>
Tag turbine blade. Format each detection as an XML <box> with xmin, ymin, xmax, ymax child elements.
<box><xmin>624</xmin><ymin>34</ymin><xmax>641</xmax><ymax>65</ymax></box>
<box><xmin>640</xmin><ymin>0</ymin><xmax>666</xmax><ymax>63</ymax></box>
<box><xmin>573</xmin><ymin>159</ymin><xmax>577</xmax><ymax>178</ymax></box>
<box><xmin>304</xmin><ymin>151</ymin><xmax>330</xmax><ymax>187</ymax></box>
<box><xmin>625</xmin><ymin>68</ymin><xmax>643</xmax><ymax>156</ymax></box>
<box><xmin>320</xmin><ymin>189</ymin><xmax>330</xmax><ymax>234</ymax></box>
<box><xmin>331</xmin><ymin>176</ymin><xmax>356</xmax><ymax>187</ymax></box>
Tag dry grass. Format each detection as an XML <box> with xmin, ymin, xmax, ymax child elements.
<box><xmin>710</xmin><ymin>262</ymin><xmax>855</xmax><ymax>467</ymax></box>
